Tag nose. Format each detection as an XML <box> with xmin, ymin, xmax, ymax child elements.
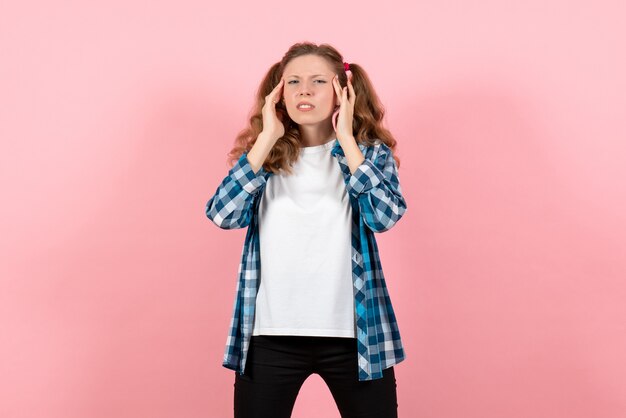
<box><xmin>297</xmin><ymin>80</ymin><xmax>313</xmax><ymax>96</ymax></box>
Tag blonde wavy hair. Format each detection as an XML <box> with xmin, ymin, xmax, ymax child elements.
<box><xmin>227</xmin><ymin>41</ymin><xmax>400</xmax><ymax>174</ymax></box>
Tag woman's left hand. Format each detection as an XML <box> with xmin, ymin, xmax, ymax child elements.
<box><xmin>332</xmin><ymin>73</ymin><xmax>356</xmax><ymax>143</ymax></box>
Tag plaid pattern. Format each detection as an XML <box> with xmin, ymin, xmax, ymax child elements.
<box><xmin>205</xmin><ymin>139</ymin><xmax>407</xmax><ymax>381</ymax></box>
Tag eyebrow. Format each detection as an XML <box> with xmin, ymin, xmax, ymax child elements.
<box><xmin>286</xmin><ymin>74</ymin><xmax>329</xmax><ymax>78</ymax></box>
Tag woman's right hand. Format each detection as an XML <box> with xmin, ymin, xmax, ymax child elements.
<box><xmin>261</xmin><ymin>77</ymin><xmax>285</xmax><ymax>142</ymax></box>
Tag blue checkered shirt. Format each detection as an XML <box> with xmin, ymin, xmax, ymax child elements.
<box><xmin>205</xmin><ymin>139</ymin><xmax>407</xmax><ymax>381</ymax></box>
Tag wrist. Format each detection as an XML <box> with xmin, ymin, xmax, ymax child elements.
<box><xmin>258</xmin><ymin>131</ymin><xmax>278</xmax><ymax>144</ymax></box>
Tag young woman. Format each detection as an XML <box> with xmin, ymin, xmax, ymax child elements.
<box><xmin>205</xmin><ymin>41</ymin><xmax>408</xmax><ymax>418</ymax></box>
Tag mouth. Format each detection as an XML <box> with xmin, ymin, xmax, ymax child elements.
<box><xmin>296</xmin><ymin>102</ymin><xmax>315</xmax><ymax>112</ymax></box>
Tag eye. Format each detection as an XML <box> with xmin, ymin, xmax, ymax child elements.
<box><xmin>287</xmin><ymin>79</ymin><xmax>326</xmax><ymax>84</ymax></box>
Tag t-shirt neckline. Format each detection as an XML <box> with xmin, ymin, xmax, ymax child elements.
<box><xmin>299</xmin><ymin>138</ymin><xmax>337</xmax><ymax>155</ymax></box>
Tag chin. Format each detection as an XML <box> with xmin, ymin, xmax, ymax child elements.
<box><xmin>288</xmin><ymin>109</ymin><xmax>332</xmax><ymax>125</ymax></box>
<box><xmin>293</xmin><ymin>118</ymin><xmax>324</xmax><ymax>126</ymax></box>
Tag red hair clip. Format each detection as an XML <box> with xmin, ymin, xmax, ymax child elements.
<box><xmin>344</xmin><ymin>62</ymin><xmax>350</xmax><ymax>71</ymax></box>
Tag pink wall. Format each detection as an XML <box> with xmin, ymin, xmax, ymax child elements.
<box><xmin>2</xmin><ymin>1</ymin><xmax>625</xmax><ymax>417</ymax></box>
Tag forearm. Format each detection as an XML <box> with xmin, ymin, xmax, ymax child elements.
<box><xmin>341</xmin><ymin>136</ymin><xmax>366</xmax><ymax>174</ymax></box>
<box><xmin>246</xmin><ymin>132</ymin><xmax>276</xmax><ymax>174</ymax></box>
<box><xmin>344</xmin><ymin>144</ymin><xmax>407</xmax><ymax>233</ymax></box>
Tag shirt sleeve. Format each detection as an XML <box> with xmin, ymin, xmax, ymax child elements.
<box><xmin>345</xmin><ymin>145</ymin><xmax>407</xmax><ymax>233</ymax></box>
<box><xmin>205</xmin><ymin>152</ymin><xmax>269</xmax><ymax>229</ymax></box>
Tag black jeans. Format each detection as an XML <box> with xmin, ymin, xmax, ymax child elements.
<box><xmin>234</xmin><ymin>335</ymin><xmax>398</xmax><ymax>418</ymax></box>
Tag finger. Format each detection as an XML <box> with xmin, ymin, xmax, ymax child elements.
<box><xmin>275</xmin><ymin>77</ymin><xmax>284</xmax><ymax>89</ymax></box>
<box><xmin>341</xmin><ymin>86</ymin><xmax>348</xmax><ymax>110</ymax></box>
<box><xmin>274</xmin><ymin>77</ymin><xmax>284</xmax><ymax>97</ymax></box>
<box><xmin>347</xmin><ymin>79</ymin><xmax>356</xmax><ymax>105</ymax></box>
<box><xmin>332</xmin><ymin>76</ymin><xmax>340</xmax><ymax>101</ymax></box>
<box><xmin>268</xmin><ymin>78</ymin><xmax>284</xmax><ymax>104</ymax></box>
<box><xmin>332</xmin><ymin>75</ymin><xmax>342</xmax><ymax>104</ymax></box>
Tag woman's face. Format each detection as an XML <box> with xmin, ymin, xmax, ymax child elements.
<box><xmin>282</xmin><ymin>54</ymin><xmax>338</xmax><ymax>127</ymax></box>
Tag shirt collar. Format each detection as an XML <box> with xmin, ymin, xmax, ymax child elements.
<box><xmin>331</xmin><ymin>138</ymin><xmax>367</xmax><ymax>157</ymax></box>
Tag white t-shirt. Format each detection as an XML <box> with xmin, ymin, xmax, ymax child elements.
<box><xmin>252</xmin><ymin>138</ymin><xmax>356</xmax><ymax>338</ymax></box>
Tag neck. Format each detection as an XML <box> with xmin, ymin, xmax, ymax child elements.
<box><xmin>298</xmin><ymin>121</ymin><xmax>336</xmax><ymax>147</ymax></box>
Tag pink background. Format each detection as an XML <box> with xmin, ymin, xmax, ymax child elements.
<box><xmin>2</xmin><ymin>1</ymin><xmax>625</xmax><ymax>417</ymax></box>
